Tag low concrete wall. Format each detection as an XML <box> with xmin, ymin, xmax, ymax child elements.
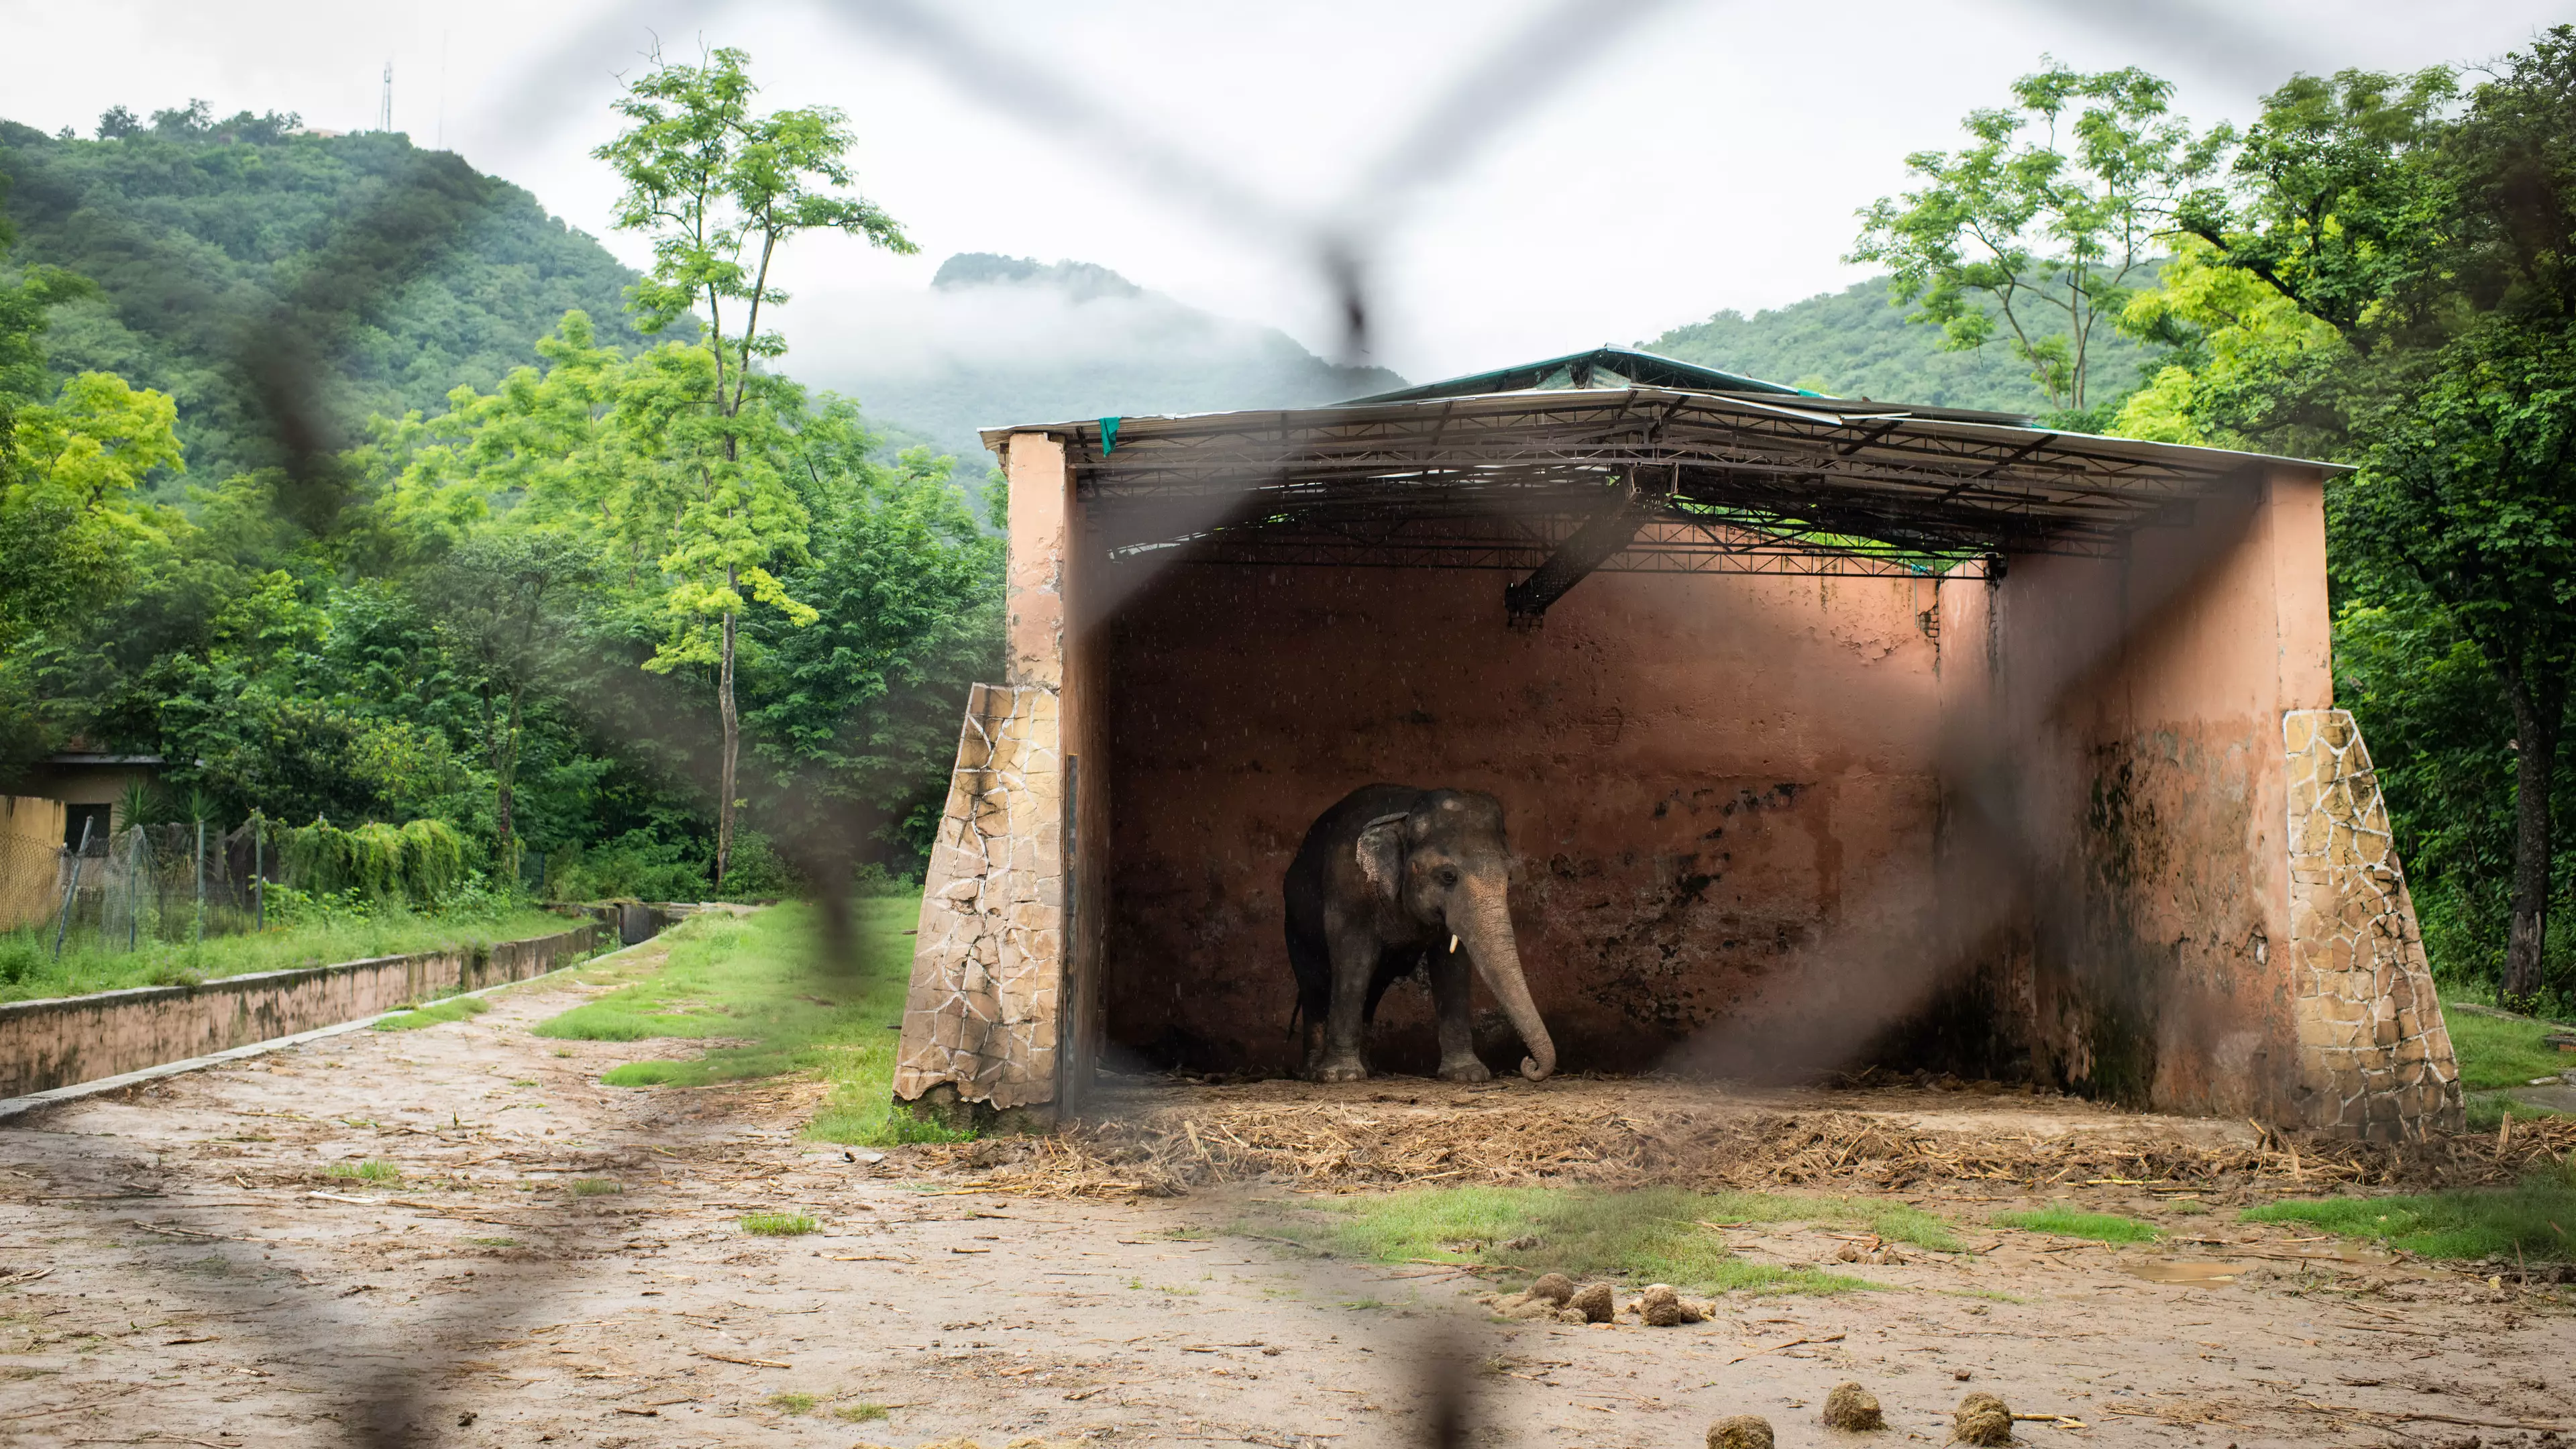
<box><xmin>0</xmin><ymin>922</ymin><xmax>604</xmax><ymax>1098</ymax></box>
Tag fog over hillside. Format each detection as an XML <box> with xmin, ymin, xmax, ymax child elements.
<box><xmin>795</xmin><ymin>254</ymin><xmax>1405</xmax><ymax>474</ymax></box>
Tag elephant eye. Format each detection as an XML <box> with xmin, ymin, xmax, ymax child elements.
<box><xmin>1436</xmin><ymin>867</ymin><xmax>1460</xmax><ymax>888</ymax></box>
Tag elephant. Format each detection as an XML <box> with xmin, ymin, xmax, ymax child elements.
<box><xmin>1281</xmin><ymin>784</ymin><xmax>1557</xmax><ymax>1083</ymax></box>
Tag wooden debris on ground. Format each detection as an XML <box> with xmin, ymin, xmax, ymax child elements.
<box><xmin>904</xmin><ymin>1087</ymin><xmax>2576</xmax><ymax>1199</ymax></box>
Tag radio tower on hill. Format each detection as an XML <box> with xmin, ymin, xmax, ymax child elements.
<box><xmin>379</xmin><ymin>61</ymin><xmax>393</xmax><ymax>132</ymax></box>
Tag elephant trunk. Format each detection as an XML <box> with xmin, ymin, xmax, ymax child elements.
<box><xmin>1457</xmin><ymin>889</ymin><xmax>1556</xmax><ymax>1082</ymax></box>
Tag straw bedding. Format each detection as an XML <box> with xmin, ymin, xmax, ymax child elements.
<box><xmin>910</xmin><ymin>1080</ymin><xmax>2576</xmax><ymax>1200</ymax></box>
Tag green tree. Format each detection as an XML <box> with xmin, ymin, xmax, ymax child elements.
<box><xmin>592</xmin><ymin>45</ymin><xmax>916</xmax><ymax>885</ymax></box>
<box><xmin>1</xmin><ymin>191</ymin><xmax>181</xmax><ymax>652</ymax></box>
<box><xmin>749</xmin><ymin>409</ymin><xmax>1002</xmax><ymax>865</ymax></box>
<box><xmin>1</xmin><ymin>370</ymin><xmax>183</xmax><ymax>649</ymax></box>
<box><xmin>2338</xmin><ymin>323</ymin><xmax>2576</xmax><ymax>1004</ymax></box>
<box><xmin>2165</xmin><ymin>34</ymin><xmax>2576</xmax><ymax>1005</ymax></box>
<box><xmin>1851</xmin><ymin>60</ymin><xmax>2232</xmax><ymax>421</ymax></box>
<box><xmin>417</xmin><ymin>533</ymin><xmax>600</xmax><ymax>874</ymax></box>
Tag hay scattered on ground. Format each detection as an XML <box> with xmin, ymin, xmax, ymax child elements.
<box><xmin>910</xmin><ymin>1081</ymin><xmax>2576</xmax><ymax>1199</ymax></box>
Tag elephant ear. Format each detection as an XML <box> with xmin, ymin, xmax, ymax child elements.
<box><xmin>1354</xmin><ymin>812</ymin><xmax>1410</xmax><ymax>902</ymax></box>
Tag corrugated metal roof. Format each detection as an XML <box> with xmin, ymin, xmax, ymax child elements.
<box><xmin>1344</xmin><ymin>345</ymin><xmax>1809</xmax><ymax>404</ymax></box>
<box><xmin>977</xmin><ymin>360</ymin><xmax>2343</xmax><ymax>574</ymax></box>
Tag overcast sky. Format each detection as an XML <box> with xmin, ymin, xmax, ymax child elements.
<box><xmin>1</xmin><ymin>0</ymin><xmax>2566</xmax><ymax>382</ymax></box>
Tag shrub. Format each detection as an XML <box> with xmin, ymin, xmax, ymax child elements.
<box><xmin>851</xmin><ymin>861</ymin><xmax>921</xmax><ymax>898</ymax></box>
<box><xmin>549</xmin><ymin>830</ymin><xmax>710</xmax><ymax>903</ymax></box>
<box><xmin>717</xmin><ymin>831</ymin><xmax>801</xmax><ymax>900</ymax></box>
<box><xmin>275</xmin><ymin>818</ymin><xmax>470</xmax><ymax>908</ymax></box>
<box><xmin>0</xmin><ymin>933</ymin><xmax>42</xmax><ymax>987</ymax></box>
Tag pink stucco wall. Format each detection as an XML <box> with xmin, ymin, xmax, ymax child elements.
<box><xmin>1095</xmin><ymin>553</ymin><xmax>1954</xmax><ymax>1077</ymax></box>
<box><xmin>1927</xmin><ymin>471</ymin><xmax>2339</xmax><ymax>1120</ymax></box>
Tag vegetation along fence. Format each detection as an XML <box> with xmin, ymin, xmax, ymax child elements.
<box><xmin>30</xmin><ymin>816</ymin><xmax>474</xmax><ymax>958</ymax></box>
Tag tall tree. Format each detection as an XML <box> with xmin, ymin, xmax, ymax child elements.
<box><xmin>2174</xmin><ymin>35</ymin><xmax>2576</xmax><ymax>1004</ymax></box>
<box><xmin>419</xmin><ymin>533</ymin><xmax>599</xmax><ymax>877</ymax></box>
<box><xmin>1</xmin><ymin>196</ymin><xmax>179</xmax><ymax>655</ymax></box>
<box><xmin>592</xmin><ymin>46</ymin><xmax>916</xmax><ymax>885</ymax></box>
<box><xmin>1851</xmin><ymin>60</ymin><xmax>2233</xmax><ymax>420</ymax></box>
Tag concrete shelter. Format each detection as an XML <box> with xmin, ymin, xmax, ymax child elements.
<box><xmin>893</xmin><ymin>347</ymin><xmax>2461</xmax><ymax>1142</ymax></box>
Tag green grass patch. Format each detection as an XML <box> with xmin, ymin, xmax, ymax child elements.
<box><xmin>767</xmin><ymin>1392</ymin><xmax>817</xmax><ymax>1415</ymax></box>
<box><xmin>2444</xmin><ymin>1004</ymin><xmax>2576</xmax><ymax>1090</ymax></box>
<box><xmin>1245</xmin><ymin>1185</ymin><xmax>1939</xmax><ymax>1295</ymax></box>
<box><xmin>741</xmin><ymin>1212</ymin><xmax>817</xmax><ymax>1236</ymax></box>
<box><xmin>2465</xmin><ymin>1091</ymin><xmax>2571</xmax><ymax>1132</ymax></box>
<box><xmin>1990</xmin><ymin>1205</ymin><xmax>2160</xmax><ymax>1242</ymax></box>
<box><xmin>566</xmin><ymin>1178</ymin><xmax>621</xmax><ymax>1196</ymax></box>
<box><xmin>323</xmin><ymin>1159</ymin><xmax>402</xmax><ymax>1185</ymax></box>
<box><xmin>0</xmin><ymin>907</ymin><xmax>577</xmax><ymax>1004</ymax></box>
<box><xmin>2243</xmin><ymin>1163</ymin><xmax>2576</xmax><ymax>1263</ymax></box>
<box><xmin>374</xmin><ymin>994</ymin><xmax>492</xmax><ymax>1031</ymax></box>
<box><xmin>834</xmin><ymin>1403</ymin><xmax>891</xmax><ymax>1423</ymax></box>
<box><xmin>532</xmin><ymin>899</ymin><xmax>949</xmax><ymax>1146</ymax></box>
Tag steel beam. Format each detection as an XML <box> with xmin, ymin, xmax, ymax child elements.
<box><xmin>1503</xmin><ymin>498</ymin><xmax>1648</xmax><ymax>621</ymax></box>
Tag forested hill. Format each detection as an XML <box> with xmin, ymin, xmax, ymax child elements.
<box><xmin>796</xmin><ymin>252</ymin><xmax>1405</xmax><ymax>468</ymax></box>
<box><xmin>0</xmin><ymin>115</ymin><xmax>659</xmax><ymax>485</ymax></box>
<box><xmin>1641</xmin><ymin>276</ymin><xmax>2163</xmax><ymax>417</ymax></box>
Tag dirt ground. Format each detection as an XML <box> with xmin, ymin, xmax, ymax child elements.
<box><xmin>3</xmin><ymin>947</ymin><xmax>2572</xmax><ymax>1449</ymax></box>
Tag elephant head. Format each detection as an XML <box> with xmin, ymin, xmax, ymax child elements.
<box><xmin>1354</xmin><ymin>790</ymin><xmax>1556</xmax><ymax>1081</ymax></box>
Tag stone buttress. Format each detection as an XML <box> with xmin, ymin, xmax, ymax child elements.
<box><xmin>891</xmin><ymin>684</ymin><xmax>1065</xmax><ymax>1116</ymax></box>
<box><xmin>2284</xmin><ymin>709</ymin><xmax>2463</xmax><ymax>1138</ymax></box>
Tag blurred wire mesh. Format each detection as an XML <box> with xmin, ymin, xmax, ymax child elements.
<box><xmin>0</xmin><ymin>4</ymin><xmax>2334</xmax><ymax>1448</ymax></box>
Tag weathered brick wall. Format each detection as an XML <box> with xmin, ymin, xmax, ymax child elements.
<box><xmin>892</xmin><ymin>684</ymin><xmax>1065</xmax><ymax>1112</ymax></box>
<box><xmin>2284</xmin><ymin>709</ymin><xmax>2463</xmax><ymax>1138</ymax></box>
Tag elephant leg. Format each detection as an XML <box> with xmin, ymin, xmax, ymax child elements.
<box><xmin>1285</xmin><ymin>924</ymin><xmax>1333</xmax><ymax>1080</ymax></box>
<box><xmin>1429</xmin><ymin>942</ymin><xmax>1491</xmax><ymax>1082</ymax></box>
<box><xmin>1315</xmin><ymin>923</ymin><xmax>1377</xmax><ymax>1083</ymax></box>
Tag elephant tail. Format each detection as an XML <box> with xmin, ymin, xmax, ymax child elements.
<box><xmin>1285</xmin><ymin>996</ymin><xmax>1304</xmax><ymax>1042</ymax></box>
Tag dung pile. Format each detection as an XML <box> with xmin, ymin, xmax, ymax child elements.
<box><xmin>1952</xmin><ymin>1393</ymin><xmax>2015</xmax><ymax>1446</ymax></box>
<box><xmin>1823</xmin><ymin>1382</ymin><xmax>1886</xmax><ymax>1431</ymax></box>
<box><xmin>1474</xmin><ymin>1278</ymin><xmax>1711</xmax><ymax>1326</ymax></box>
<box><xmin>1709</xmin><ymin>1415</ymin><xmax>1774</xmax><ymax>1449</ymax></box>
<box><xmin>1481</xmin><ymin>1273</ymin><xmax>1576</xmax><ymax>1321</ymax></box>
<box><xmin>1631</xmin><ymin>1283</ymin><xmax>1706</xmax><ymax>1326</ymax></box>
<box><xmin>1568</xmin><ymin>1282</ymin><xmax>1615</xmax><ymax>1323</ymax></box>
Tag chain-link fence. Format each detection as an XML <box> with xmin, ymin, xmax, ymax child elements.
<box><xmin>30</xmin><ymin>820</ymin><xmax>276</xmax><ymax>958</ymax></box>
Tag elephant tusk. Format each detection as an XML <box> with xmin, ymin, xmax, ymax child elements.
<box><xmin>1448</xmin><ymin>934</ymin><xmax>1460</xmax><ymax>955</ymax></box>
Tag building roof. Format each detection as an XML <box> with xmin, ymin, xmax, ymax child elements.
<box><xmin>983</xmin><ymin>350</ymin><xmax>2344</xmax><ymax>580</ymax></box>
<box><xmin>1345</xmin><ymin>344</ymin><xmax>1817</xmax><ymax>406</ymax></box>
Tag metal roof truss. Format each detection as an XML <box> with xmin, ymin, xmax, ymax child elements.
<box><xmin>1059</xmin><ymin>388</ymin><xmax>2288</xmax><ymax>580</ymax></box>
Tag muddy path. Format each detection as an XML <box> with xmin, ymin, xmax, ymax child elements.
<box><xmin>1</xmin><ymin>951</ymin><xmax>2571</xmax><ymax>1448</ymax></box>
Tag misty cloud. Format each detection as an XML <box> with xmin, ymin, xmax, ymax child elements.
<box><xmin>786</xmin><ymin>252</ymin><xmax>1403</xmax><ymax>468</ymax></box>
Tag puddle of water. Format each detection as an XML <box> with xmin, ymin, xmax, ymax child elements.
<box><xmin>2263</xmin><ymin>1243</ymin><xmax>2402</xmax><ymax>1267</ymax></box>
<box><xmin>2131</xmin><ymin>1260</ymin><xmax>2243</xmax><ymax>1284</ymax></box>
